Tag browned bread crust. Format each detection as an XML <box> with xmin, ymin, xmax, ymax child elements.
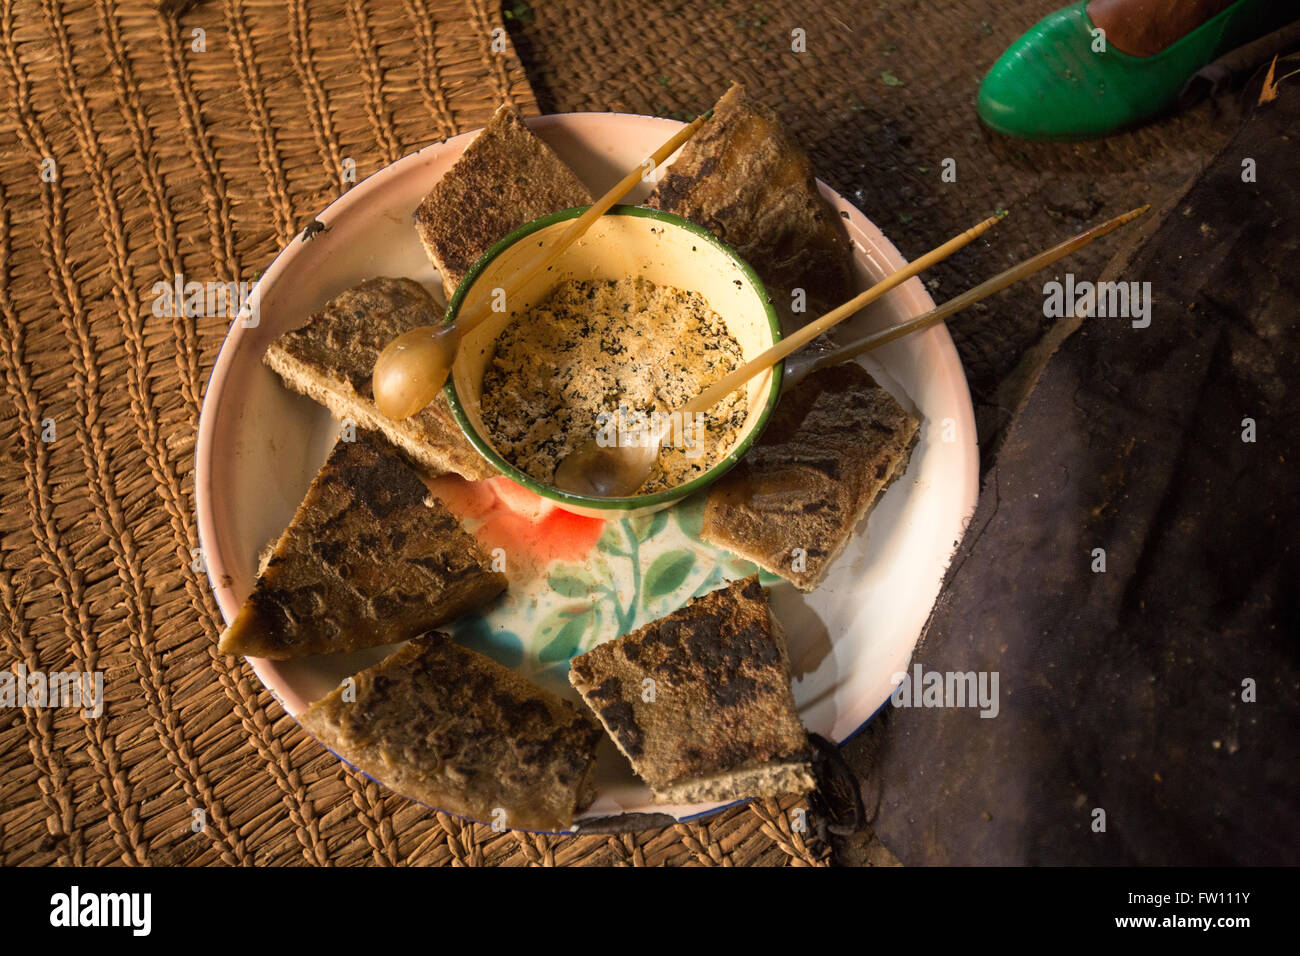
<box><xmin>414</xmin><ymin>103</ymin><xmax>593</xmax><ymax>299</ymax></box>
<box><xmin>217</xmin><ymin>431</ymin><xmax>506</xmax><ymax>659</ymax></box>
<box><xmin>300</xmin><ymin>634</ymin><xmax>603</xmax><ymax>832</ymax></box>
<box><xmin>264</xmin><ymin>276</ymin><xmax>495</xmax><ymax>481</ymax></box>
<box><xmin>568</xmin><ymin>575</ymin><xmax>813</xmax><ymax>803</ymax></box>
<box><xmin>701</xmin><ymin>363</ymin><xmax>920</xmax><ymax>591</ymax></box>
<box><xmin>645</xmin><ymin>82</ymin><xmax>854</xmax><ymax>321</ymax></box>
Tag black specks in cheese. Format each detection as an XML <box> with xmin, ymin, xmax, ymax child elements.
<box><xmin>479</xmin><ymin>277</ymin><xmax>747</xmax><ymax>494</ymax></box>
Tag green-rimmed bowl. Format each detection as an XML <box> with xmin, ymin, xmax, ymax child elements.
<box><xmin>444</xmin><ymin>204</ymin><xmax>783</xmax><ymax>519</ymax></box>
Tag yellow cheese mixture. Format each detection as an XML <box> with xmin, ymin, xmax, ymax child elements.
<box><xmin>479</xmin><ymin>277</ymin><xmax>748</xmax><ymax>494</ymax></box>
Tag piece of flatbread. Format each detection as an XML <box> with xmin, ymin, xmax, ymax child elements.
<box><xmin>569</xmin><ymin>575</ymin><xmax>813</xmax><ymax>804</ymax></box>
<box><xmin>414</xmin><ymin>103</ymin><xmax>593</xmax><ymax>299</ymax></box>
<box><xmin>300</xmin><ymin>633</ymin><xmax>603</xmax><ymax>832</ymax></box>
<box><xmin>264</xmin><ymin>276</ymin><xmax>495</xmax><ymax>481</ymax></box>
<box><xmin>701</xmin><ymin>363</ymin><xmax>919</xmax><ymax>591</ymax></box>
<box><xmin>217</xmin><ymin>431</ymin><xmax>506</xmax><ymax>660</ymax></box>
<box><xmin>645</xmin><ymin>82</ymin><xmax>855</xmax><ymax>325</ymax></box>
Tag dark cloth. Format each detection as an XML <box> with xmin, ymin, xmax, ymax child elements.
<box><xmin>863</xmin><ymin>77</ymin><xmax>1300</xmax><ymax>865</ymax></box>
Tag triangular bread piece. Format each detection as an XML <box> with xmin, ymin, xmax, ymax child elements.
<box><xmin>701</xmin><ymin>363</ymin><xmax>919</xmax><ymax>591</ymax></box>
<box><xmin>218</xmin><ymin>431</ymin><xmax>506</xmax><ymax>659</ymax></box>
<box><xmin>264</xmin><ymin>276</ymin><xmax>495</xmax><ymax>481</ymax></box>
<box><xmin>568</xmin><ymin>575</ymin><xmax>813</xmax><ymax>804</ymax></box>
<box><xmin>299</xmin><ymin>634</ymin><xmax>603</xmax><ymax>832</ymax></box>
<box><xmin>414</xmin><ymin>103</ymin><xmax>593</xmax><ymax>299</ymax></box>
<box><xmin>645</xmin><ymin>82</ymin><xmax>855</xmax><ymax>324</ymax></box>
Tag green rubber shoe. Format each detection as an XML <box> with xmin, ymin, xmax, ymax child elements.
<box><xmin>977</xmin><ymin>0</ymin><xmax>1295</xmax><ymax>140</ymax></box>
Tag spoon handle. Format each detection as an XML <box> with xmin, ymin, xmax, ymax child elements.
<box><xmin>802</xmin><ymin>204</ymin><xmax>1149</xmax><ymax>379</ymax></box>
<box><xmin>456</xmin><ymin>110</ymin><xmax>716</xmax><ymax>340</ymax></box>
<box><xmin>682</xmin><ymin>211</ymin><xmax>1007</xmax><ymax>415</ymax></box>
<box><xmin>371</xmin><ymin>111</ymin><xmax>716</xmax><ymax>421</ymax></box>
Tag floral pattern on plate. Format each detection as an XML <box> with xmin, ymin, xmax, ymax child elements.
<box><xmin>426</xmin><ymin>474</ymin><xmax>778</xmax><ymax>697</ymax></box>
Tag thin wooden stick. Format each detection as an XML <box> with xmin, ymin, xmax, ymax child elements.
<box><xmin>802</xmin><ymin>204</ymin><xmax>1149</xmax><ymax>377</ymax></box>
<box><xmin>370</xmin><ymin>110</ymin><xmax>716</xmax><ymax>421</ymax></box>
<box><xmin>683</xmin><ymin>210</ymin><xmax>1007</xmax><ymax>415</ymax></box>
<box><xmin>458</xmin><ymin>109</ymin><xmax>715</xmax><ymax>337</ymax></box>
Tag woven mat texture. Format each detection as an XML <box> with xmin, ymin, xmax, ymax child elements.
<box><xmin>0</xmin><ymin>0</ymin><xmax>1236</xmax><ymax>868</ymax></box>
<box><xmin>0</xmin><ymin>0</ymin><xmax>826</xmax><ymax>866</ymax></box>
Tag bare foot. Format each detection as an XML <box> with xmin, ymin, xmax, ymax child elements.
<box><xmin>1086</xmin><ymin>0</ymin><xmax>1235</xmax><ymax>56</ymax></box>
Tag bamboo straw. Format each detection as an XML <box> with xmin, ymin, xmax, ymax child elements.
<box><xmin>803</xmin><ymin>205</ymin><xmax>1149</xmax><ymax>377</ymax></box>
<box><xmin>682</xmin><ymin>209</ymin><xmax>1007</xmax><ymax>415</ymax></box>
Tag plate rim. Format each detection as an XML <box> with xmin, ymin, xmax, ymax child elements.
<box><xmin>193</xmin><ymin>110</ymin><xmax>979</xmax><ymax>831</ymax></box>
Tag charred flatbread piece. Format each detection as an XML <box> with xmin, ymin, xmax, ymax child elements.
<box><xmin>415</xmin><ymin>103</ymin><xmax>593</xmax><ymax>299</ymax></box>
<box><xmin>645</xmin><ymin>82</ymin><xmax>854</xmax><ymax>321</ymax></box>
<box><xmin>264</xmin><ymin>276</ymin><xmax>495</xmax><ymax>481</ymax></box>
<box><xmin>569</xmin><ymin>575</ymin><xmax>813</xmax><ymax>804</ymax></box>
<box><xmin>217</xmin><ymin>432</ymin><xmax>506</xmax><ymax>660</ymax></box>
<box><xmin>299</xmin><ymin>633</ymin><xmax>603</xmax><ymax>832</ymax></box>
<box><xmin>701</xmin><ymin>363</ymin><xmax>919</xmax><ymax>591</ymax></box>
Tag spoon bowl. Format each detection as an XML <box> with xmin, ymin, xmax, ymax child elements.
<box><xmin>552</xmin><ymin>422</ymin><xmax>664</xmax><ymax>498</ymax></box>
<box><xmin>371</xmin><ymin>322</ymin><xmax>460</xmax><ymax>420</ymax></box>
<box><xmin>551</xmin><ymin>210</ymin><xmax>1013</xmax><ymax>497</ymax></box>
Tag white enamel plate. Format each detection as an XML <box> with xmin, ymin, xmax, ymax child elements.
<box><xmin>194</xmin><ymin>112</ymin><xmax>979</xmax><ymax>830</ymax></box>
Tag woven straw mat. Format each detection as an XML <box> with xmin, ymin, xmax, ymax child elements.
<box><xmin>0</xmin><ymin>0</ymin><xmax>829</xmax><ymax>867</ymax></box>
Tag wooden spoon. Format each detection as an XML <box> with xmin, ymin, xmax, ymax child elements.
<box><xmin>553</xmin><ymin>209</ymin><xmax>1008</xmax><ymax>497</ymax></box>
<box><xmin>554</xmin><ymin>204</ymin><xmax>1148</xmax><ymax>497</ymax></box>
<box><xmin>371</xmin><ymin>110</ymin><xmax>715</xmax><ymax>422</ymax></box>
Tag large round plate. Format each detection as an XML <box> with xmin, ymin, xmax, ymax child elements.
<box><xmin>195</xmin><ymin>112</ymin><xmax>979</xmax><ymax>828</ymax></box>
